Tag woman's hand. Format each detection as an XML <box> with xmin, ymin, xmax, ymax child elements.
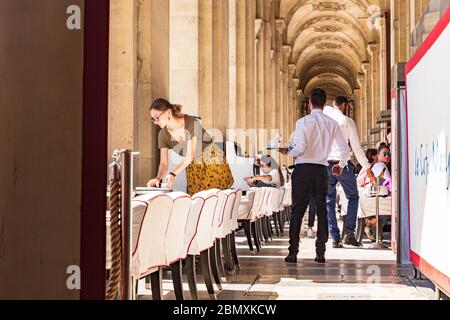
<box><xmin>366</xmin><ymin>168</ymin><xmax>376</xmax><ymax>185</ymax></box>
<box><xmin>163</xmin><ymin>174</ymin><xmax>175</xmax><ymax>189</ymax></box>
<box><xmin>244</xmin><ymin>176</ymin><xmax>254</xmax><ymax>187</ymax></box>
<box><xmin>147</xmin><ymin>178</ymin><xmax>161</xmax><ymax>188</ymax></box>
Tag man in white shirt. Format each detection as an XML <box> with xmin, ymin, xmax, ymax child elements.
<box><xmin>324</xmin><ymin>96</ymin><xmax>376</xmax><ymax>248</ymax></box>
<box><xmin>280</xmin><ymin>88</ymin><xmax>348</xmax><ymax>263</ymax></box>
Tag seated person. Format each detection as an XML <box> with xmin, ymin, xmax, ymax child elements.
<box><xmin>357</xmin><ymin>146</ymin><xmax>391</xmax><ymax>192</ymax></box>
<box><xmin>244</xmin><ymin>155</ymin><xmax>283</xmax><ymax>188</ymax></box>
<box><xmin>372</xmin><ymin>145</ymin><xmax>392</xmax><ymax>193</ymax></box>
<box><xmin>357</xmin><ymin>145</ymin><xmax>392</xmax><ymax>241</ymax></box>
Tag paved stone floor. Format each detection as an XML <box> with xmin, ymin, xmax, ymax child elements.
<box><xmin>137</xmin><ymin>221</ymin><xmax>435</xmax><ymax>300</ymax></box>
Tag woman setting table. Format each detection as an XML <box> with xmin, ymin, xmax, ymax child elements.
<box><xmin>147</xmin><ymin>98</ymin><xmax>234</xmax><ymax>195</ymax></box>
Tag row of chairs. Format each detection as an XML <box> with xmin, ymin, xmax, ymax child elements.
<box><xmin>237</xmin><ymin>183</ymin><xmax>292</xmax><ymax>253</ymax></box>
<box><xmin>107</xmin><ymin>188</ymin><xmax>243</xmax><ymax>300</ymax></box>
<box><xmin>106</xmin><ymin>182</ymin><xmax>293</xmax><ymax>300</ymax></box>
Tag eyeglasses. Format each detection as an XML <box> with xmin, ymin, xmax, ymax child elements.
<box><xmin>151</xmin><ymin>110</ymin><xmax>168</xmax><ymax>123</ymax></box>
<box><xmin>381</xmin><ymin>152</ymin><xmax>391</xmax><ymax>157</ymax></box>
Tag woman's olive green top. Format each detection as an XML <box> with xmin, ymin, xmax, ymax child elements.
<box><xmin>157</xmin><ymin>115</ymin><xmax>213</xmax><ymax>157</ymax></box>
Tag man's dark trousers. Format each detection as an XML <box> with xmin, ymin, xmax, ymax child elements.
<box><xmin>308</xmin><ymin>198</ymin><xmax>316</xmax><ymax>228</ymax></box>
<box><xmin>288</xmin><ymin>164</ymin><xmax>329</xmax><ymax>257</ymax></box>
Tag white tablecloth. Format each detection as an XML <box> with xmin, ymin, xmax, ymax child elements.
<box><xmin>337</xmin><ymin>185</ymin><xmax>392</xmax><ymax>218</ymax></box>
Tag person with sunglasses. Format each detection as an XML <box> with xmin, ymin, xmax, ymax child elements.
<box><xmin>372</xmin><ymin>145</ymin><xmax>392</xmax><ymax>193</ymax></box>
<box><xmin>147</xmin><ymin>98</ymin><xmax>234</xmax><ymax>195</ymax></box>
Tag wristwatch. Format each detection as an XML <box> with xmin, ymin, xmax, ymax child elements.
<box><xmin>169</xmin><ymin>172</ymin><xmax>177</xmax><ymax>177</ymax></box>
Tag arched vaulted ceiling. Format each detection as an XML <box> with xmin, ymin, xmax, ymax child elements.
<box><xmin>279</xmin><ymin>0</ymin><xmax>389</xmax><ymax>99</ymax></box>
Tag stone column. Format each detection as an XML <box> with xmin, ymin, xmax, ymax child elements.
<box><xmin>390</xmin><ymin>0</ymin><xmax>410</xmax><ymax>66</ymax></box>
<box><xmin>246</xmin><ymin>0</ymin><xmax>257</xmax><ymax>155</ymax></box>
<box><xmin>353</xmin><ymin>87</ymin><xmax>363</xmax><ymax>139</ymax></box>
<box><xmin>289</xmin><ymin>81</ymin><xmax>296</xmax><ymax>137</ymax></box>
<box><xmin>109</xmin><ymin>0</ymin><xmax>136</xmax><ymax>159</ymax></box>
<box><xmin>359</xmin><ymin>69</ymin><xmax>367</xmax><ymax>142</ymax></box>
<box><xmin>275</xmin><ymin>19</ymin><xmax>285</xmax><ymax>135</ymax></box>
<box><xmin>271</xmin><ymin>50</ymin><xmax>278</xmax><ymax>130</ymax></box>
<box><xmin>282</xmin><ymin>45</ymin><xmax>291</xmax><ymax>144</ymax></box>
<box><xmin>174</xmin><ymin>0</ymin><xmax>229</xmax><ymax>134</ymax></box>
<box><xmin>368</xmin><ymin>43</ymin><xmax>380</xmax><ymax>131</ymax></box>
<box><xmin>292</xmin><ymin>78</ymin><xmax>300</xmax><ymax>130</ymax></box>
<box><xmin>279</xmin><ymin>71</ymin><xmax>286</xmax><ymax>140</ymax></box>
<box><xmin>282</xmin><ymin>71</ymin><xmax>289</xmax><ymax>150</ymax></box>
<box><xmin>170</xmin><ymin>0</ymin><xmax>199</xmax><ymax>116</ymax></box>
<box><xmin>255</xmin><ymin>19</ymin><xmax>264</xmax><ymax>128</ymax></box>
<box><xmin>229</xmin><ymin>0</ymin><xmax>237</xmax><ymax>130</ymax></box>
<box><xmin>378</xmin><ymin>16</ymin><xmax>388</xmax><ymax>111</ymax></box>
<box><xmin>287</xmin><ymin>64</ymin><xmax>296</xmax><ymax>140</ymax></box>
<box><xmin>170</xmin><ymin>0</ymin><xmax>228</xmax><ymax>136</ymax></box>
<box><xmin>264</xmin><ymin>23</ymin><xmax>274</xmax><ymax>131</ymax></box>
<box><xmin>286</xmin><ymin>74</ymin><xmax>292</xmax><ymax>147</ymax></box>
<box><xmin>110</xmin><ymin>0</ymin><xmax>169</xmax><ymax>186</ymax></box>
<box><xmin>349</xmin><ymin>94</ymin><xmax>355</xmax><ymax>120</ymax></box>
<box><xmin>255</xmin><ymin>19</ymin><xmax>265</xmax><ymax>151</ymax></box>
<box><xmin>269</xmin><ymin>49</ymin><xmax>277</xmax><ymax>132</ymax></box>
<box><xmin>235</xmin><ymin>0</ymin><xmax>246</xmax><ymax>133</ymax></box>
<box><xmin>198</xmin><ymin>0</ymin><xmax>214</xmax><ymax>128</ymax></box>
<box><xmin>212</xmin><ymin>0</ymin><xmax>229</xmax><ymax>133</ymax></box>
<box><xmin>296</xmin><ymin>89</ymin><xmax>303</xmax><ymax>120</ymax></box>
<box><xmin>361</xmin><ymin>62</ymin><xmax>372</xmax><ymax>142</ymax></box>
<box><xmin>136</xmin><ymin>0</ymin><xmax>169</xmax><ymax>186</ymax></box>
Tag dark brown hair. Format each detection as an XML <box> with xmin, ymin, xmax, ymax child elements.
<box><xmin>366</xmin><ymin>149</ymin><xmax>378</xmax><ymax>164</ymax></box>
<box><xmin>378</xmin><ymin>143</ymin><xmax>390</xmax><ymax>153</ymax></box>
<box><xmin>309</xmin><ymin>88</ymin><xmax>327</xmax><ymax>108</ymax></box>
<box><xmin>150</xmin><ymin>98</ymin><xmax>183</xmax><ymax>118</ymax></box>
<box><xmin>334</xmin><ymin>96</ymin><xmax>349</xmax><ymax>106</ymax></box>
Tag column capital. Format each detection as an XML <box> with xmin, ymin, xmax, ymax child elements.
<box><xmin>270</xmin><ymin>49</ymin><xmax>276</xmax><ymax>60</ymax></box>
<box><xmin>288</xmin><ymin>64</ymin><xmax>296</xmax><ymax>75</ymax></box>
<box><xmin>255</xmin><ymin>18</ymin><xmax>264</xmax><ymax>39</ymax></box>
<box><xmin>275</xmin><ymin>19</ymin><xmax>286</xmax><ymax>33</ymax></box>
<box><xmin>292</xmin><ymin>78</ymin><xmax>300</xmax><ymax>88</ymax></box>
<box><xmin>357</xmin><ymin>73</ymin><xmax>366</xmax><ymax>87</ymax></box>
<box><xmin>373</xmin><ymin>14</ymin><xmax>386</xmax><ymax>31</ymax></box>
<box><xmin>367</xmin><ymin>43</ymin><xmax>380</xmax><ymax>56</ymax></box>
<box><xmin>282</xmin><ymin>45</ymin><xmax>292</xmax><ymax>56</ymax></box>
<box><xmin>361</xmin><ymin>62</ymin><xmax>370</xmax><ymax>73</ymax></box>
<box><xmin>379</xmin><ymin>14</ymin><xmax>386</xmax><ymax>26</ymax></box>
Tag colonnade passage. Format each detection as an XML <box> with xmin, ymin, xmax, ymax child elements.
<box><xmin>108</xmin><ymin>0</ymin><xmax>436</xmax><ymax>186</ymax></box>
<box><xmin>1</xmin><ymin>0</ymin><xmax>447</xmax><ymax>300</ymax></box>
<box><xmin>104</xmin><ymin>0</ymin><xmax>438</xmax><ymax>300</ymax></box>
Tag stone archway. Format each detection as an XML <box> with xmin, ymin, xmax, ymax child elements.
<box><xmin>279</xmin><ymin>0</ymin><xmax>390</xmax><ymax>142</ymax></box>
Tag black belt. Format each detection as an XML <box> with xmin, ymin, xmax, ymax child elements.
<box><xmin>295</xmin><ymin>163</ymin><xmax>326</xmax><ymax>168</ymax></box>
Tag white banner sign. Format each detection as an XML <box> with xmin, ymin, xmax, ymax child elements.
<box><xmin>405</xmin><ymin>7</ymin><xmax>450</xmax><ymax>294</ymax></box>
